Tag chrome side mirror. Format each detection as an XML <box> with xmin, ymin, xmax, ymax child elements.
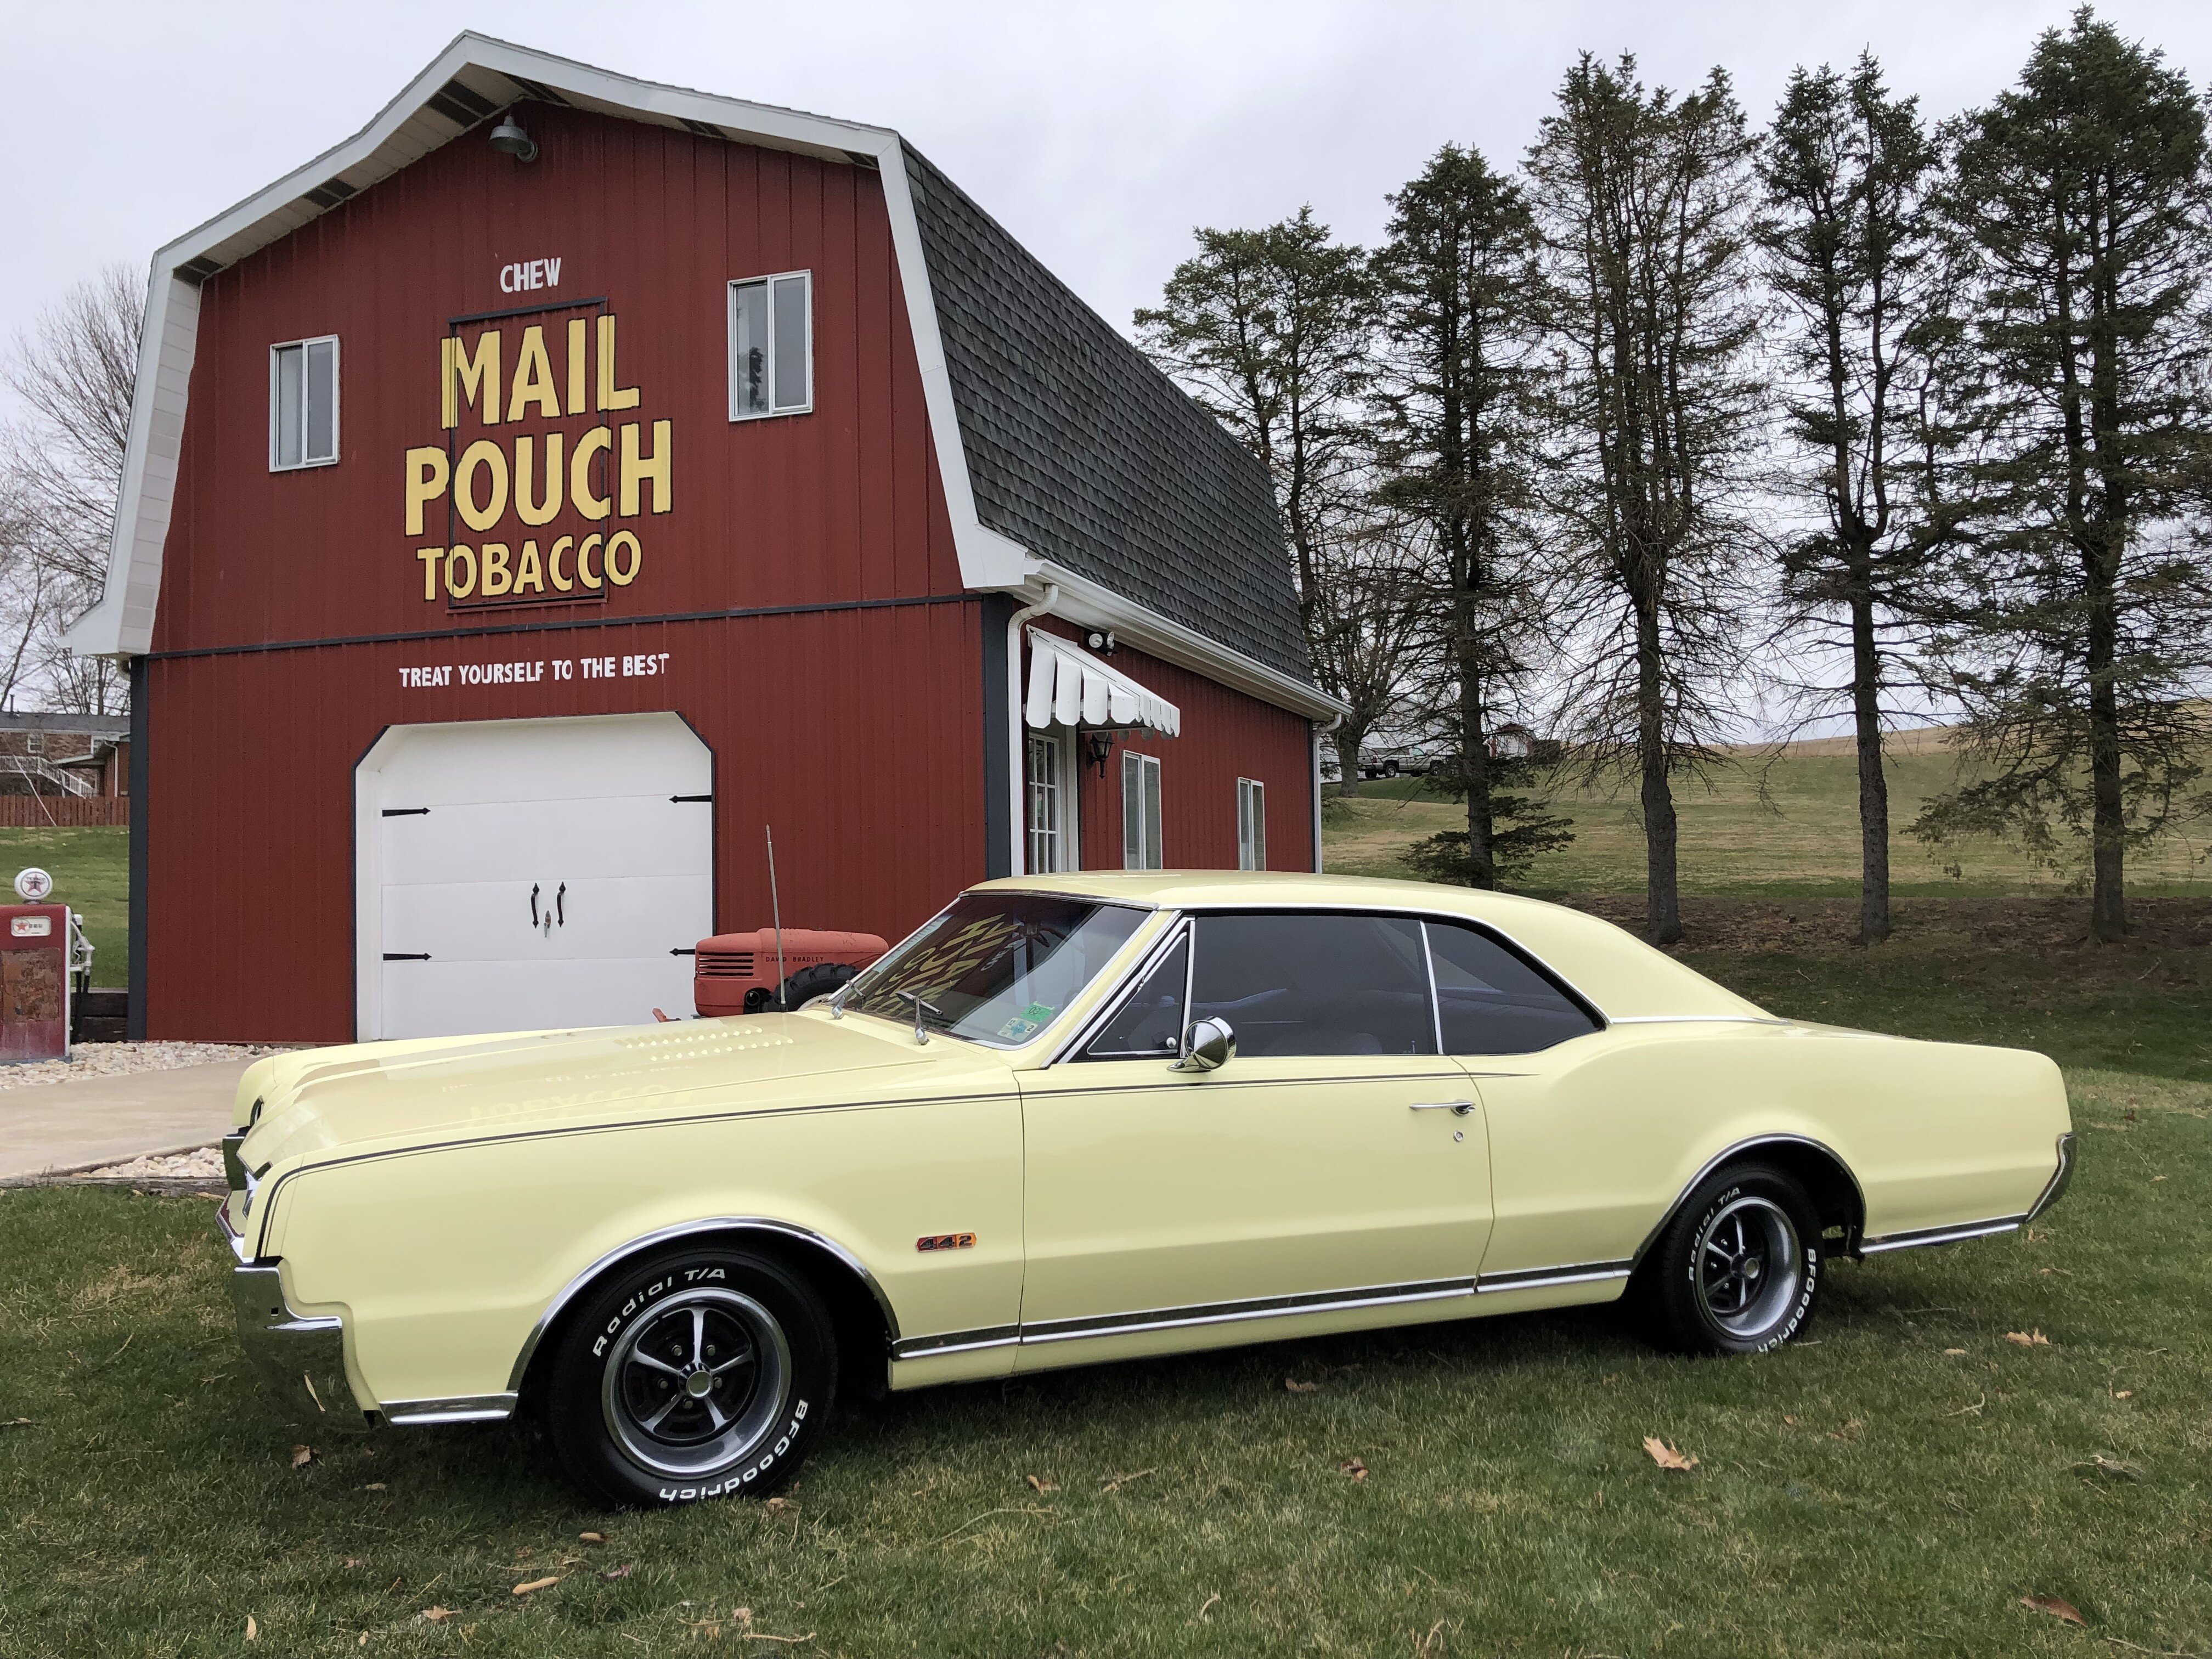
<box><xmin>1175</xmin><ymin>1017</ymin><xmax>1235</xmax><ymax>1072</ymax></box>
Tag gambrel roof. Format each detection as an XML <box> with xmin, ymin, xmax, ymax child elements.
<box><xmin>66</xmin><ymin>33</ymin><xmax>1329</xmax><ymax>714</ymax></box>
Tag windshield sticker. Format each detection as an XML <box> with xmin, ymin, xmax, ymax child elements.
<box><xmin>996</xmin><ymin>1001</ymin><xmax>1056</xmax><ymax>1042</ymax></box>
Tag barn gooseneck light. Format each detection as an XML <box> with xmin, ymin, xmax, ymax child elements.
<box><xmin>489</xmin><ymin>115</ymin><xmax>539</xmax><ymax>162</ymax></box>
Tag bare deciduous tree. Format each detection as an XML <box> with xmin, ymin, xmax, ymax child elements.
<box><xmin>1</xmin><ymin>261</ymin><xmax>142</xmax><ymax>714</ymax></box>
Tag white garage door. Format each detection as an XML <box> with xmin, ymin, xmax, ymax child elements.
<box><xmin>357</xmin><ymin>714</ymin><xmax>713</xmax><ymax>1039</ymax></box>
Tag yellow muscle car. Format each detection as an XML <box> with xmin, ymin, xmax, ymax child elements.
<box><xmin>217</xmin><ymin>872</ymin><xmax>2074</xmax><ymax>1506</ymax></box>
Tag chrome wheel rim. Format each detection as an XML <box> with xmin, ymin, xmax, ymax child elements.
<box><xmin>601</xmin><ymin>1288</ymin><xmax>791</xmax><ymax>1479</ymax></box>
<box><xmin>1694</xmin><ymin>1196</ymin><xmax>1801</xmax><ymax>1339</ymax></box>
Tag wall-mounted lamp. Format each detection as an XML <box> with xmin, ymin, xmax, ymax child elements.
<box><xmin>1085</xmin><ymin>729</ymin><xmax>1119</xmax><ymax>778</ymax></box>
<box><xmin>1084</xmin><ymin>629</ymin><xmax>1118</xmax><ymax>654</ymax></box>
<box><xmin>489</xmin><ymin>115</ymin><xmax>539</xmax><ymax>163</ymax></box>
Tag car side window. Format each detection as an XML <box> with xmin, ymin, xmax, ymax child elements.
<box><xmin>1081</xmin><ymin>934</ymin><xmax>1187</xmax><ymax>1060</ymax></box>
<box><xmin>1190</xmin><ymin>912</ymin><xmax>1436</xmax><ymax>1058</ymax></box>
<box><xmin>1425</xmin><ymin>921</ymin><xmax>1600</xmax><ymax>1054</ymax></box>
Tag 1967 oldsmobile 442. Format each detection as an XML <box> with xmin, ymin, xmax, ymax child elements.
<box><xmin>218</xmin><ymin>872</ymin><xmax>2074</xmax><ymax>1505</ymax></box>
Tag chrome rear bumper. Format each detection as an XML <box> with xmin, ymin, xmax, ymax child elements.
<box><xmin>218</xmin><ymin>1199</ymin><xmax>368</xmax><ymax>1432</ymax></box>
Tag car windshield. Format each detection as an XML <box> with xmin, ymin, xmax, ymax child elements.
<box><xmin>843</xmin><ymin>894</ymin><xmax>1148</xmax><ymax>1047</ymax></box>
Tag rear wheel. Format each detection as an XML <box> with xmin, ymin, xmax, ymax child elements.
<box><xmin>544</xmin><ymin>1246</ymin><xmax>837</xmax><ymax>1506</ymax></box>
<box><xmin>1635</xmin><ymin>1164</ymin><xmax>1821</xmax><ymax>1355</ymax></box>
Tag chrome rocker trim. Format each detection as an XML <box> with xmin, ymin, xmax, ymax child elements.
<box><xmin>1474</xmin><ymin>1259</ymin><xmax>1634</xmax><ymax>1294</ymax></box>
<box><xmin>507</xmin><ymin>1216</ymin><xmax>903</xmax><ymax>1393</ymax></box>
<box><xmin>1858</xmin><ymin>1215</ymin><xmax>2028</xmax><ymax>1255</ymax></box>
<box><xmin>893</xmin><ymin>1257</ymin><xmax>1647</xmax><ymax>1362</ymax></box>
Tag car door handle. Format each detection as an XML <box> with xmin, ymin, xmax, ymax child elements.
<box><xmin>1410</xmin><ymin>1099</ymin><xmax>1475</xmax><ymax>1116</ymax></box>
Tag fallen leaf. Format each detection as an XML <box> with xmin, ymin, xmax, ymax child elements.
<box><xmin>0</xmin><ymin>1418</ymin><xmax>32</xmax><ymax>1429</ymax></box>
<box><xmin>358</xmin><ymin>1634</ymin><xmax>368</xmax><ymax>1647</ymax></box>
<box><xmin>421</xmin><ymin>1607</ymin><xmax>454</xmax><ymax>1624</ymax></box>
<box><xmin>1943</xmin><ymin>1348</ymin><xmax>1967</xmax><ymax>1356</ymax></box>
<box><xmin>1781</xmin><ymin>1414</ymin><xmax>1797</xmax><ymax>1426</ymax></box>
<box><xmin>1101</xmin><ymin>1468</ymin><xmax>1155</xmax><ymax>1493</ymax></box>
<box><xmin>601</xmin><ymin>1564</ymin><xmax>636</xmax><ymax>1581</ymax></box>
<box><xmin>1643</xmin><ymin>1436</ymin><xmax>1698</xmax><ymax>1472</ymax></box>
<box><xmin>361</xmin><ymin>1482</ymin><xmax>386</xmax><ymax>1492</ymax></box>
<box><xmin>512</xmin><ymin>1576</ymin><xmax>560</xmax><ymax>1596</ymax></box>
<box><xmin>2021</xmin><ymin>1593</ymin><xmax>2086</xmax><ymax>1627</ymax></box>
<box><xmin>1285</xmin><ymin>1379</ymin><xmax>1319</xmax><ymax>1394</ymax></box>
<box><xmin>343</xmin><ymin>1558</ymin><xmax>364</xmax><ymax>1568</ymax></box>
<box><xmin>246</xmin><ymin>1615</ymin><xmax>259</xmax><ymax>1642</ymax></box>
<box><xmin>2114</xmin><ymin>1390</ymin><xmax>2134</xmax><ymax>1400</ymax></box>
<box><xmin>2005</xmin><ymin>1330</ymin><xmax>2051</xmax><ymax>1347</ymax></box>
<box><xmin>1025</xmin><ymin>1475</ymin><xmax>1057</xmax><ymax>1493</ymax></box>
<box><xmin>578</xmin><ymin>1531</ymin><xmax>606</xmax><ymax>1545</ymax></box>
<box><xmin>290</xmin><ymin>1444</ymin><xmax>313</xmax><ymax>1469</ymax></box>
<box><xmin>1340</xmin><ymin>1458</ymin><xmax>1369</xmax><ymax>1481</ymax></box>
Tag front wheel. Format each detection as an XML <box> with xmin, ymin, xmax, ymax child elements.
<box><xmin>1634</xmin><ymin>1164</ymin><xmax>1822</xmax><ymax>1355</ymax></box>
<box><xmin>544</xmin><ymin>1246</ymin><xmax>837</xmax><ymax>1506</ymax></box>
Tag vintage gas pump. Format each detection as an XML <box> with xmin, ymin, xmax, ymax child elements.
<box><xmin>0</xmin><ymin>866</ymin><xmax>86</xmax><ymax>1063</ymax></box>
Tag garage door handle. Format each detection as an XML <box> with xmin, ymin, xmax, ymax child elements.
<box><xmin>670</xmin><ymin>793</ymin><xmax>713</xmax><ymax>803</ymax></box>
<box><xmin>529</xmin><ymin>883</ymin><xmax>540</xmax><ymax>927</ymax></box>
<box><xmin>556</xmin><ymin>882</ymin><xmax>566</xmax><ymax>926</ymax></box>
<box><xmin>383</xmin><ymin>952</ymin><xmax>431</xmax><ymax>961</ymax></box>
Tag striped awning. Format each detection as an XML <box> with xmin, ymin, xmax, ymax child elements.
<box><xmin>1023</xmin><ymin>629</ymin><xmax>1181</xmax><ymax>736</ymax></box>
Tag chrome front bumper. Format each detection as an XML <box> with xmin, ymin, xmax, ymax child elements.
<box><xmin>217</xmin><ymin>1198</ymin><xmax>369</xmax><ymax>1432</ymax></box>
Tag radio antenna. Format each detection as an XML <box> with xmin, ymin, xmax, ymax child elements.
<box><xmin>765</xmin><ymin>825</ymin><xmax>787</xmax><ymax>1007</ymax></box>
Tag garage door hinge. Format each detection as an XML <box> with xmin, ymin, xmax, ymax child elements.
<box><xmin>669</xmin><ymin>793</ymin><xmax>713</xmax><ymax>803</ymax></box>
<box><xmin>381</xmin><ymin>808</ymin><xmax>431</xmax><ymax>817</ymax></box>
<box><xmin>382</xmin><ymin>952</ymin><xmax>432</xmax><ymax>961</ymax></box>
<box><xmin>669</xmin><ymin>947</ymin><xmax>697</xmax><ymax>956</ymax></box>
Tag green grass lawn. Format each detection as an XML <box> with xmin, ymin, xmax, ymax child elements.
<box><xmin>0</xmin><ymin>826</ymin><xmax>127</xmax><ymax>985</ymax></box>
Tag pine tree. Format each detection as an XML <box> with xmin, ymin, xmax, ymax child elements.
<box><xmin>1918</xmin><ymin>9</ymin><xmax>2212</xmax><ymax>940</ymax></box>
<box><xmin>1758</xmin><ymin>55</ymin><xmax>1947</xmax><ymax>944</ymax></box>
<box><xmin>1370</xmin><ymin>145</ymin><xmax>1567</xmax><ymax>887</ymax></box>
<box><xmin>1527</xmin><ymin>57</ymin><xmax>1766</xmax><ymax>945</ymax></box>
<box><xmin>1136</xmin><ymin>211</ymin><xmax>1389</xmax><ymax>787</ymax></box>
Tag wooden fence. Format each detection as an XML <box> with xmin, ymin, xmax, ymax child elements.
<box><xmin>0</xmin><ymin>796</ymin><xmax>128</xmax><ymax>827</ymax></box>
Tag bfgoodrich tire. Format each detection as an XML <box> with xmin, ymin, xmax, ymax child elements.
<box><xmin>1636</xmin><ymin>1163</ymin><xmax>1822</xmax><ymax>1356</ymax></box>
<box><xmin>544</xmin><ymin>1246</ymin><xmax>837</xmax><ymax>1507</ymax></box>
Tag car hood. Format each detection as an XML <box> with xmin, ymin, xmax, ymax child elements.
<box><xmin>236</xmin><ymin>1012</ymin><xmax>991</xmax><ymax>1170</ymax></box>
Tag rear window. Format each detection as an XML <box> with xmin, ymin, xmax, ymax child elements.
<box><xmin>1425</xmin><ymin>920</ymin><xmax>1600</xmax><ymax>1054</ymax></box>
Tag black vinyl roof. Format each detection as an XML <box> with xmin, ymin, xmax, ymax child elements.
<box><xmin>902</xmin><ymin>149</ymin><xmax>1313</xmax><ymax>686</ymax></box>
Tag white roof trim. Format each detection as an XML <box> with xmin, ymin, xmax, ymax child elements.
<box><xmin>1024</xmin><ymin>628</ymin><xmax>1180</xmax><ymax>737</ymax></box>
<box><xmin>65</xmin><ymin>32</ymin><xmax>1315</xmax><ymax>728</ymax></box>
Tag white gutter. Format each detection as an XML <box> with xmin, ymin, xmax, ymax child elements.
<box><xmin>1003</xmin><ymin>583</ymin><xmax>1059</xmax><ymax>876</ymax></box>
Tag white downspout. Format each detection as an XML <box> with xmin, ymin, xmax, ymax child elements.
<box><xmin>1006</xmin><ymin>583</ymin><xmax>1059</xmax><ymax>876</ymax></box>
<box><xmin>1311</xmin><ymin>712</ymin><xmax>1341</xmax><ymax>874</ymax></box>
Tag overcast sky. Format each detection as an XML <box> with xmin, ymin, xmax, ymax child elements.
<box><xmin>9</xmin><ymin>0</ymin><xmax>2210</xmax><ymax>377</ymax></box>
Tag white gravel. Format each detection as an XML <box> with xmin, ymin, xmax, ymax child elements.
<box><xmin>77</xmin><ymin>1146</ymin><xmax>226</xmax><ymax>1180</ymax></box>
<box><xmin>0</xmin><ymin>1040</ymin><xmax>294</xmax><ymax>1093</ymax></box>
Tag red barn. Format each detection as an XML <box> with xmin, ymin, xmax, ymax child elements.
<box><xmin>67</xmin><ymin>34</ymin><xmax>1341</xmax><ymax>1043</ymax></box>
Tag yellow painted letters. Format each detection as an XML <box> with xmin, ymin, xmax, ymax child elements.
<box><xmin>514</xmin><ymin>433</ymin><xmax>563</xmax><ymax>526</ymax></box>
<box><xmin>404</xmin><ymin>447</ymin><xmax>450</xmax><ymax>535</ymax></box>
<box><xmin>596</xmin><ymin>314</ymin><xmax>640</xmax><ymax>411</ymax></box>
<box><xmin>619</xmin><ymin>420</ymin><xmax>672</xmax><ymax>516</ymax></box>
<box><xmin>442</xmin><ymin>332</ymin><xmax>501</xmax><ymax>427</ymax></box>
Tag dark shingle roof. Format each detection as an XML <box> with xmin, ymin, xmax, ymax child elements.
<box><xmin>902</xmin><ymin>149</ymin><xmax>1313</xmax><ymax>686</ymax></box>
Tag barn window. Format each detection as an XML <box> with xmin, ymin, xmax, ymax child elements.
<box><xmin>1122</xmin><ymin>751</ymin><xmax>1163</xmax><ymax>870</ymax></box>
<box><xmin>269</xmin><ymin>336</ymin><xmax>340</xmax><ymax>470</ymax></box>
<box><xmin>728</xmin><ymin>271</ymin><xmax>812</xmax><ymax>420</ymax></box>
<box><xmin>1237</xmin><ymin>777</ymin><xmax>1266</xmax><ymax>870</ymax></box>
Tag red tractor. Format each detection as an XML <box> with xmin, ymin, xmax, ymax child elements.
<box><xmin>692</xmin><ymin>927</ymin><xmax>887</xmax><ymax>1018</ymax></box>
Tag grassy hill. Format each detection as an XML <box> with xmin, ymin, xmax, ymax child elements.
<box><xmin>1327</xmin><ymin>741</ymin><xmax>2212</xmax><ymax>899</ymax></box>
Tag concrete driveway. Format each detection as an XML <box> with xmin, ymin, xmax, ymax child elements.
<box><xmin>0</xmin><ymin>1059</ymin><xmax>252</xmax><ymax>1182</ymax></box>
